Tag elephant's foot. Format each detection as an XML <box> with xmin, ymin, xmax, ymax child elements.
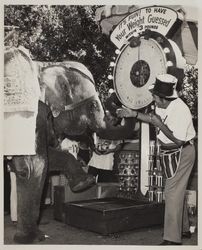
<box><xmin>71</xmin><ymin>175</ymin><xmax>96</xmax><ymax>192</ymax></box>
<box><xmin>14</xmin><ymin>229</ymin><xmax>46</xmax><ymax>244</ymax></box>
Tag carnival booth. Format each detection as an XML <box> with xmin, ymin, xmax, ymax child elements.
<box><xmin>64</xmin><ymin>5</ymin><xmax>198</xmax><ymax>235</ymax></box>
<box><xmin>96</xmin><ymin>4</ymin><xmax>198</xmax><ymax>199</ymax></box>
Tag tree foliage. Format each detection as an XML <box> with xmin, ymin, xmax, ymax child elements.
<box><xmin>181</xmin><ymin>65</ymin><xmax>198</xmax><ymax>121</ymax></box>
<box><xmin>4</xmin><ymin>5</ymin><xmax>198</xmax><ymax>117</ymax></box>
<box><xmin>4</xmin><ymin>5</ymin><xmax>116</xmax><ymax>101</ymax></box>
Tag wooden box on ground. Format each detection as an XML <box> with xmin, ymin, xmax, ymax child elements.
<box><xmin>53</xmin><ymin>183</ymin><xmax>119</xmax><ymax>222</ymax></box>
<box><xmin>65</xmin><ymin>197</ymin><xmax>165</xmax><ymax>235</ymax></box>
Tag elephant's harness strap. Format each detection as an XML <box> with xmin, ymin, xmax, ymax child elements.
<box><xmin>64</xmin><ymin>95</ymin><xmax>97</xmax><ymax>120</ymax></box>
<box><xmin>64</xmin><ymin>95</ymin><xmax>96</xmax><ymax>111</ymax></box>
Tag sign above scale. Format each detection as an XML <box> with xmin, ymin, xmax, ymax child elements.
<box><xmin>110</xmin><ymin>6</ymin><xmax>180</xmax><ymax>49</ymax></box>
<box><xmin>111</xmin><ymin>6</ymin><xmax>183</xmax><ymax>110</ymax></box>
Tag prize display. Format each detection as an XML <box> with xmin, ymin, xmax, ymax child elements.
<box><xmin>147</xmin><ymin>140</ymin><xmax>164</xmax><ymax>203</ymax></box>
<box><xmin>115</xmin><ymin>149</ymin><xmax>140</xmax><ymax>200</ymax></box>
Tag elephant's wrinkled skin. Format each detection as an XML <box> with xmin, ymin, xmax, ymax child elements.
<box><xmin>4</xmin><ymin>49</ymin><xmax>106</xmax><ymax>244</ymax></box>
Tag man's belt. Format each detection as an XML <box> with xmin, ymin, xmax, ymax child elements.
<box><xmin>160</xmin><ymin>140</ymin><xmax>194</xmax><ymax>150</ymax></box>
<box><xmin>183</xmin><ymin>140</ymin><xmax>194</xmax><ymax>148</ymax></box>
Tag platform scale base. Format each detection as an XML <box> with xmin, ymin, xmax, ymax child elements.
<box><xmin>65</xmin><ymin>197</ymin><xmax>164</xmax><ymax>235</ymax></box>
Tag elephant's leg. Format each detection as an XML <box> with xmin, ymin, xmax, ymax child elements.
<box><xmin>12</xmin><ymin>155</ymin><xmax>47</xmax><ymax>244</ymax></box>
<box><xmin>48</xmin><ymin>147</ymin><xmax>95</xmax><ymax>192</ymax></box>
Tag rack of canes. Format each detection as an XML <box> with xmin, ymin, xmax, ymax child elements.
<box><xmin>147</xmin><ymin>140</ymin><xmax>165</xmax><ymax>203</ymax></box>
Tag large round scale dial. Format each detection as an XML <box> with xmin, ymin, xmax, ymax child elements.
<box><xmin>114</xmin><ymin>37</ymin><xmax>168</xmax><ymax>110</ymax></box>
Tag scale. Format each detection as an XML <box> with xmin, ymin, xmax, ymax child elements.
<box><xmin>113</xmin><ymin>29</ymin><xmax>183</xmax><ymax>199</ymax></box>
<box><xmin>113</xmin><ymin>31</ymin><xmax>177</xmax><ymax>110</ymax></box>
<box><xmin>65</xmin><ymin>6</ymin><xmax>186</xmax><ymax>234</ymax></box>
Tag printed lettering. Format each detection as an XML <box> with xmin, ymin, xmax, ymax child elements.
<box><xmin>128</xmin><ymin>10</ymin><xmax>141</xmax><ymax>21</ymax></box>
<box><xmin>110</xmin><ymin>6</ymin><xmax>177</xmax><ymax>49</ymax></box>
<box><xmin>154</xmin><ymin>7</ymin><xmax>167</xmax><ymax>14</ymax></box>
<box><xmin>148</xmin><ymin>14</ymin><xmax>171</xmax><ymax>27</ymax></box>
<box><xmin>115</xmin><ymin>29</ymin><xmax>126</xmax><ymax>41</ymax></box>
<box><xmin>146</xmin><ymin>8</ymin><xmax>151</xmax><ymax>13</ymax></box>
<box><xmin>127</xmin><ymin>17</ymin><xmax>145</xmax><ymax>31</ymax></box>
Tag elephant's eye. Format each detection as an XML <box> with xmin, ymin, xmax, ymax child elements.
<box><xmin>89</xmin><ymin>100</ymin><xmax>99</xmax><ymax>112</ymax></box>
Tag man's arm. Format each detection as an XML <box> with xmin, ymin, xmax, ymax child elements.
<box><xmin>96</xmin><ymin>117</ymin><xmax>138</xmax><ymax>140</ymax></box>
<box><xmin>116</xmin><ymin>107</ymin><xmax>184</xmax><ymax>147</ymax></box>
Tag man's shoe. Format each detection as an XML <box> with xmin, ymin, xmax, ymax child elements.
<box><xmin>71</xmin><ymin>175</ymin><xmax>96</xmax><ymax>192</ymax></box>
<box><xmin>182</xmin><ymin>231</ymin><xmax>192</xmax><ymax>238</ymax></box>
<box><xmin>159</xmin><ymin>240</ymin><xmax>182</xmax><ymax>245</ymax></box>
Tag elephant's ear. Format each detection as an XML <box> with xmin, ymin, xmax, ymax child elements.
<box><xmin>41</xmin><ymin>66</ymin><xmax>74</xmax><ymax>117</ymax></box>
<box><xmin>56</xmin><ymin>74</ymin><xmax>74</xmax><ymax>104</ymax></box>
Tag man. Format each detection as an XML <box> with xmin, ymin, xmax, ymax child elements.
<box><xmin>116</xmin><ymin>74</ymin><xmax>196</xmax><ymax>245</ymax></box>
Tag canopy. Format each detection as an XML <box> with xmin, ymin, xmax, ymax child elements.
<box><xmin>95</xmin><ymin>5</ymin><xmax>198</xmax><ymax>65</ymax></box>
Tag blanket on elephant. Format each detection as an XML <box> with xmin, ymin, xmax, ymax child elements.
<box><xmin>4</xmin><ymin>46</ymin><xmax>40</xmax><ymax>155</ymax></box>
<box><xmin>4</xmin><ymin>46</ymin><xmax>40</xmax><ymax>112</ymax></box>
<box><xmin>4</xmin><ymin>112</ymin><xmax>37</xmax><ymax>155</ymax></box>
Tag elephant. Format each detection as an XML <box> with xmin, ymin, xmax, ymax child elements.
<box><xmin>39</xmin><ymin>60</ymin><xmax>106</xmax><ymax>137</ymax></box>
<box><xmin>4</xmin><ymin>47</ymin><xmax>107</xmax><ymax>244</ymax></box>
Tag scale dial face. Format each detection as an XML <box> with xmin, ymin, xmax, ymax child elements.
<box><xmin>114</xmin><ymin>38</ymin><xmax>167</xmax><ymax>110</ymax></box>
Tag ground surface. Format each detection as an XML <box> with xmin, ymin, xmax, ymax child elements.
<box><xmin>4</xmin><ymin>206</ymin><xmax>197</xmax><ymax>246</ymax></box>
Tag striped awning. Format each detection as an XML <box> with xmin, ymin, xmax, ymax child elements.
<box><xmin>95</xmin><ymin>5</ymin><xmax>198</xmax><ymax>65</ymax></box>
